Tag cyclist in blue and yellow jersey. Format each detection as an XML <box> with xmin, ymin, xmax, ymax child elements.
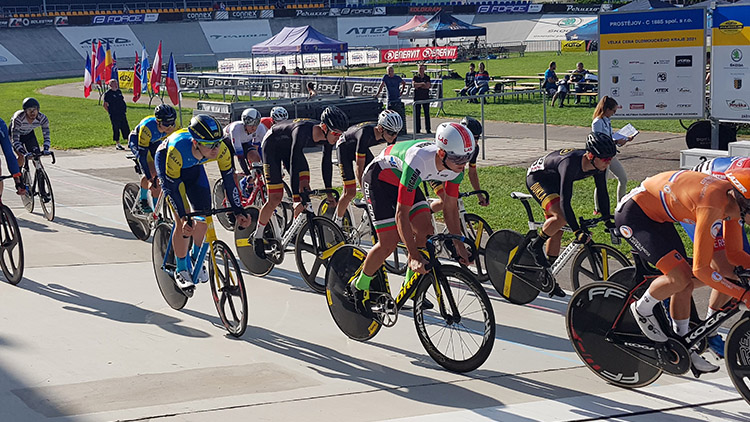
<box><xmin>128</xmin><ymin>104</ymin><xmax>178</xmax><ymax>213</ymax></box>
<box><xmin>155</xmin><ymin>114</ymin><xmax>249</xmax><ymax>289</ymax></box>
<box><xmin>252</xmin><ymin>106</ymin><xmax>349</xmax><ymax>259</ymax></box>
<box><xmin>0</xmin><ymin>117</ymin><xmax>26</xmax><ymax>198</ymax></box>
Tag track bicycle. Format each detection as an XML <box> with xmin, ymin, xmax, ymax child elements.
<box><xmin>235</xmin><ymin>189</ymin><xmax>346</xmax><ymax>293</ymax></box>
<box><xmin>567</xmin><ymin>250</ymin><xmax>750</xmax><ymax>405</ymax></box>
<box><xmin>20</xmin><ymin>150</ymin><xmax>55</xmax><ymax>221</ymax></box>
<box><xmin>0</xmin><ymin>175</ymin><xmax>23</xmax><ymax>285</ymax></box>
<box><xmin>325</xmin><ymin>233</ymin><xmax>495</xmax><ymax>373</ymax></box>
<box><xmin>122</xmin><ymin>154</ymin><xmax>173</xmax><ymax>241</ymax></box>
<box><xmin>484</xmin><ymin>191</ymin><xmax>630</xmax><ymax>305</ymax></box>
<box><xmin>152</xmin><ymin>207</ymin><xmax>248</xmax><ymax>337</ymax></box>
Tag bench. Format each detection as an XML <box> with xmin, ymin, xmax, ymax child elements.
<box><xmin>499</xmin><ymin>44</ymin><xmax>526</xmax><ymax>58</ymax></box>
<box><xmin>566</xmin><ymin>92</ymin><xmax>598</xmax><ymax>105</ymax></box>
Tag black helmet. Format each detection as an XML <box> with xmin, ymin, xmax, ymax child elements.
<box><xmin>22</xmin><ymin>97</ymin><xmax>39</xmax><ymax>110</ymax></box>
<box><xmin>188</xmin><ymin>114</ymin><xmax>223</xmax><ymax>144</ymax></box>
<box><xmin>154</xmin><ymin>104</ymin><xmax>177</xmax><ymax>125</ymax></box>
<box><xmin>585</xmin><ymin>132</ymin><xmax>617</xmax><ymax>159</ymax></box>
<box><xmin>320</xmin><ymin>106</ymin><xmax>349</xmax><ymax>133</ymax></box>
<box><xmin>460</xmin><ymin>116</ymin><xmax>482</xmax><ymax>139</ymax></box>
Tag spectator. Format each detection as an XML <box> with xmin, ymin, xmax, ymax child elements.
<box><xmin>220</xmin><ymin>2</ymin><xmax>226</xmax><ymax>10</ymax></box>
<box><xmin>570</xmin><ymin>62</ymin><xmax>592</xmax><ymax>104</ymax></box>
<box><xmin>551</xmin><ymin>75</ymin><xmax>570</xmax><ymax>108</ymax></box>
<box><xmin>459</xmin><ymin>63</ymin><xmax>476</xmax><ymax>97</ymax></box>
<box><xmin>103</xmin><ymin>79</ymin><xmax>129</xmax><ymax>150</ymax></box>
<box><xmin>592</xmin><ymin>95</ymin><xmax>632</xmax><ymax>212</ymax></box>
<box><xmin>468</xmin><ymin>62</ymin><xmax>489</xmax><ymax>103</ymax></box>
<box><xmin>279</xmin><ymin>65</ymin><xmax>288</xmax><ymax>74</ymax></box>
<box><xmin>543</xmin><ymin>61</ymin><xmax>559</xmax><ymax>98</ymax></box>
<box><xmin>412</xmin><ymin>64</ymin><xmax>431</xmax><ymax>134</ymax></box>
<box><xmin>307</xmin><ymin>82</ymin><xmax>317</xmax><ymax>99</ymax></box>
<box><xmin>375</xmin><ymin>65</ymin><xmax>407</xmax><ymax>135</ymax></box>
<box><xmin>212</xmin><ymin>2</ymin><xmax>220</xmax><ymax>10</ymax></box>
<box><xmin>293</xmin><ymin>66</ymin><xmax>303</xmax><ymax>75</ymax></box>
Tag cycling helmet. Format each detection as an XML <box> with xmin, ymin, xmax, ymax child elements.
<box><xmin>585</xmin><ymin>132</ymin><xmax>617</xmax><ymax>159</ymax></box>
<box><xmin>377</xmin><ymin>109</ymin><xmax>403</xmax><ymax>134</ymax></box>
<box><xmin>460</xmin><ymin>116</ymin><xmax>482</xmax><ymax>140</ymax></box>
<box><xmin>435</xmin><ymin>122</ymin><xmax>475</xmax><ymax>165</ymax></box>
<box><xmin>154</xmin><ymin>104</ymin><xmax>177</xmax><ymax>125</ymax></box>
<box><xmin>188</xmin><ymin>114</ymin><xmax>223</xmax><ymax>144</ymax></box>
<box><xmin>270</xmin><ymin>106</ymin><xmax>289</xmax><ymax>123</ymax></box>
<box><xmin>241</xmin><ymin>108</ymin><xmax>261</xmax><ymax>126</ymax></box>
<box><xmin>725</xmin><ymin>168</ymin><xmax>750</xmax><ymax>217</ymax></box>
<box><xmin>320</xmin><ymin>106</ymin><xmax>349</xmax><ymax>133</ymax></box>
<box><xmin>22</xmin><ymin>97</ymin><xmax>40</xmax><ymax>110</ymax></box>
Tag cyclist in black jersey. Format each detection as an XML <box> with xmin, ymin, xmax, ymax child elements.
<box><xmin>332</xmin><ymin>109</ymin><xmax>403</xmax><ymax>225</ymax></box>
<box><xmin>430</xmin><ymin>116</ymin><xmax>488</xmax><ymax>212</ymax></box>
<box><xmin>253</xmin><ymin>106</ymin><xmax>349</xmax><ymax>258</ymax></box>
<box><xmin>525</xmin><ymin>132</ymin><xmax>617</xmax><ymax>269</ymax></box>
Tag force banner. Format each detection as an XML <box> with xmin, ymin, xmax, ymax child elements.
<box><xmin>710</xmin><ymin>5</ymin><xmax>750</xmax><ymax>121</ymax></box>
<box><xmin>380</xmin><ymin>46</ymin><xmax>458</xmax><ymax>63</ymax></box>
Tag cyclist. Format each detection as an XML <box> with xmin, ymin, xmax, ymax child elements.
<box><xmin>0</xmin><ymin>118</ymin><xmax>26</xmax><ymax>198</ymax></box>
<box><xmin>260</xmin><ymin>106</ymin><xmax>289</xmax><ymax>130</ymax></box>
<box><xmin>128</xmin><ymin>104</ymin><xmax>178</xmax><ymax>213</ymax></box>
<box><xmin>155</xmin><ymin>114</ymin><xmax>249</xmax><ymax>289</ymax></box>
<box><xmin>252</xmin><ymin>106</ymin><xmax>349</xmax><ymax>259</ymax></box>
<box><xmin>10</xmin><ymin>97</ymin><xmax>51</xmax><ymax>169</ymax></box>
<box><xmin>331</xmin><ymin>109</ymin><xmax>403</xmax><ymax>225</ymax></box>
<box><xmin>348</xmin><ymin>122</ymin><xmax>475</xmax><ymax>307</ymax></box>
<box><xmin>223</xmin><ymin>108</ymin><xmax>266</xmax><ymax>176</ymax></box>
<box><xmin>525</xmin><ymin>132</ymin><xmax>616</xmax><ymax>278</ymax></box>
<box><xmin>429</xmin><ymin>116</ymin><xmax>488</xmax><ymax>213</ymax></box>
<box><xmin>616</xmin><ymin>169</ymin><xmax>750</xmax><ymax>374</ymax></box>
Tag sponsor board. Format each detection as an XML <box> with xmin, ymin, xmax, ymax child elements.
<box><xmin>92</xmin><ymin>14</ymin><xmax>159</xmax><ymax>25</ymax></box>
<box><xmin>542</xmin><ymin>3</ymin><xmax>603</xmax><ymax>14</ymax></box>
<box><xmin>9</xmin><ymin>17</ymin><xmax>54</xmax><ymax>27</ymax></box>
<box><xmin>200</xmin><ymin>21</ymin><xmax>272</xmax><ymax>53</ymax></box>
<box><xmin>0</xmin><ymin>43</ymin><xmax>22</xmax><ymax>66</ymax></box>
<box><xmin>381</xmin><ymin>46</ymin><xmax>458</xmax><ymax>63</ymax></box>
<box><xmin>477</xmin><ymin>3</ymin><xmax>529</xmax><ymax>14</ymax></box>
<box><xmin>329</xmin><ymin>7</ymin><xmax>376</xmax><ymax>16</ymax></box>
<box><xmin>0</xmin><ymin>19</ymin><xmax>8</xmax><ymax>28</ymax></box>
<box><xmin>57</xmin><ymin>25</ymin><xmax>142</xmax><ymax>58</ymax></box>
<box><xmin>296</xmin><ymin>9</ymin><xmax>330</xmax><ymax>18</ymax></box>
<box><xmin>710</xmin><ymin>6</ymin><xmax>750</xmax><ymax>121</ymax></box>
<box><xmin>525</xmin><ymin>14</ymin><xmax>596</xmax><ymax>41</ymax></box>
<box><xmin>185</xmin><ymin>11</ymin><xmax>213</xmax><ymax>21</ymax></box>
<box><xmin>409</xmin><ymin>6</ymin><xmax>443</xmax><ymax>14</ymax></box>
<box><xmin>54</xmin><ymin>16</ymin><xmax>68</xmax><ymax>26</ymax></box>
<box><xmin>337</xmin><ymin>16</ymin><xmax>410</xmax><ymax>47</ymax></box>
<box><xmin>561</xmin><ymin>40</ymin><xmax>586</xmax><ymax>52</ymax></box>
<box><xmin>230</xmin><ymin>10</ymin><xmax>258</xmax><ymax>19</ymax></box>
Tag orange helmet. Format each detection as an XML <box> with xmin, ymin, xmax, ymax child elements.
<box><xmin>725</xmin><ymin>168</ymin><xmax>750</xmax><ymax>201</ymax></box>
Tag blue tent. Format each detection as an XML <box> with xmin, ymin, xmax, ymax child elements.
<box><xmin>397</xmin><ymin>11</ymin><xmax>486</xmax><ymax>40</ymax></box>
<box><xmin>565</xmin><ymin>0</ymin><xmax>677</xmax><ymax>41</ymax></box>
<box><xmin>252</xmin><ymin>25</ymin><xmax>347</xmax><ymax>55</ymax></box>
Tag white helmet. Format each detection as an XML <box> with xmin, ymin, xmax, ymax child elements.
<box><xmin>241</xmin><ymin>108</ymin><xmax>261</xmax><ymax>126</ymax></box>
<box><xmin>435</xmin><ymin>122</ymin><xmax>475</xmax><ymax>165</ymax></box>
<box><xmin>377</xmin><ymin>109</ymin><xmax>403</xmax><ymax>133</ymax></box>
<box><xmin>270</xmin><ymin>106</ymin><xmax>289</xmax><ymax>123</ymax></box>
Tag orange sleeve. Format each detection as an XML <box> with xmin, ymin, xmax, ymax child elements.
<box><xmin>694</xmin><ymin>207</ymin><xmax>747</xmax><ymax>299</ymax></box>
<box><xmin>724</xmin><ymin>219</ymin><xmax>750</xmax><ymax>268</ymax></box>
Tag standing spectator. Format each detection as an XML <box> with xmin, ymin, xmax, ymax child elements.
<box><xmin>279</xmin><ymin>65</ymin><xmax>288</xmax><ymax>74</ymax></box>
<box><xmin>412</xmin><ymin>64</ymin><xmax>432</xmax><ymax>134</ymax></box>
<box><xmin>468</xmin><ymin>62</ymin><xmax>489</xmax><ymax>103</ymax></box>
<box><xmin>220</xmin><ymin>2</ymin><xmax>226</xmax><ymax>10</ymax></box>
<box><xmin>591</xmin><ymin>96</ymin><xmax>633</xmax><ymax>212</ymax></box>
<box><xmin>103</xmin><ymin>79</ymin><xmax>129</xmax><ymax>150</ymax></box>
<box><xmin>459</xmin><ymin>63</ymin><xmax>476</xmax><ymax>97</ymax></box>
<box><xmin>375</xmin><ymin>65</ymin><xmax>407</xmax><ymax>135</ymax></box>
<box><xmin>212</xmin><ymin>2</ymin><xmax>220</xmax><ymax>10</ymax></box>
<box><xmin>570</xmin><ymin>62</ymin><xmax>591</xmax><ymax>104</ymax></box>
<box><xmin>307</xmin><ymin>82</ymin><xmax>317</xmax><ymax>99</ymax></box>
<box><xmin>543</xmin><ymin>61</ymin><xmax>559</xmax><ymax>98</ymax></box>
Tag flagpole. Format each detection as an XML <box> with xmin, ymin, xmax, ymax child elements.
<box><xmin>178</xmin><ymin>95</ymin><xmax>183</xmax><ymax>128</ymax></box>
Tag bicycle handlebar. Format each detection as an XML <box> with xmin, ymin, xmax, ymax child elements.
<box><xmin>299</xmin><ymin>188</ymin><xmax>340</xmax><ymax>204</ymax></box>
<box><xmin>459</xmin><ymin>190</ymin><xmax>490</xmax><ymax>201</ymax></box>
<box><xmin>424</xmin><ymin>233</ymin><xmax>478</xmax><ymax>270</ymax></box>
<box><xmin>26</xmin><ymin>151</ymin><xmax>55</xmax><ymax>165</ymax></box>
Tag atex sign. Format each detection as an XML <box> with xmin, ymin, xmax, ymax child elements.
<box><xmin>92</xmin><ymin>14</ymin><xmax>158</xmax><ymax>25</ymax></box>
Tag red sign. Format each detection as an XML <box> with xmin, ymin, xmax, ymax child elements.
<box><xmin>380</xmin><ymin>46</ymin><xmax>458</xmax><ymax>63</ymax></box>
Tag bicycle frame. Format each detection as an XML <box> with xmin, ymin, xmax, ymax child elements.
<box><xmin>162</xmin><ymin>215</ymin><xmax>219</xmax><ymax>287</ymax></box>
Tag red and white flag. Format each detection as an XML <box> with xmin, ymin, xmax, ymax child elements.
<box><xmin>150</xmin><ymin>41</ymin><xmax>162</xmax><ymax>94</ymax></box>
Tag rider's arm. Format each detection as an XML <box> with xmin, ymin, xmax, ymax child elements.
<box><xmin>321</xmin><ymin>142</ymin><xmax>333</xmax><ymax>190</ymax></box>
<box><xmin>39</xmin><ymin>113</ymin><xmax>51</xmax><ymax>150</ymax></box>
<box><xmin>723</xmin><ymin>217</ymin><xmax>750</xmax><ymax>268</ymax></box>
<box><xmin>0</xmin><ymin>121</ymin><xmax>20</xmax><ymax>176</ymax></box>
<box><xmin>10</xmin><ymin>112</ymin><xmax>25</xmax><ymax>154</ymax></box>
<box><xmin>557</xmin><ymin>160</ymin><xmax>581</xmax><ymax>232</ymax></box>
<box><xmin>593</xmin><ymin>171</ymin><xmax>611</xmax><ymax>218</ymax></box>
<box><xmin>468</xmin><ymin>165</ymin><xmax>481</xmax><ymax>192</ymax></box>
<box><xmin>442</xmin><ymin>180</ymin><xmax>463</xmax><ymax>235</ymax></box>
<box><xmin>161</xmin><ymin>148</ymin><xmax>188</xmax><ymax>218</ymax></box>
<box><xmin>694</xmin><ymin>207</ymin><xmax>748</xmax><ymax>299</ymax></box>
<box><xmin>217</xmin><ymin>144</ymin><xmax>244</xmax><ymax>213</ymax></box>
<box><xmin>137</xmin><ymin>125</ymin><xmax>154</xmax><ymax>180</ymax></box>
<box><xmin>355</xmin><ymin>153</ymin><xmax>369</xmax><ymax>188</ymax></box>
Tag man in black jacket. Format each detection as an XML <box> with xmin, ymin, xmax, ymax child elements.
<box><xmin>103</xmin><ymin>79</ymin><xmax>129</xmax><ymax>150</ymax></box>
<box><xmin>459</xmin><ymin>63</ymin><xmax>476</xmax><ymax>97</ymax></box>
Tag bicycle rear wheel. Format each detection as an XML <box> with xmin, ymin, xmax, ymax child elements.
<box><xmin>21</xmin><ymin>168</ymin><xmax>33</xmax><ymax>213</ymax></box>
<box><xmin>295</xmin><ymin>216</ymin><xmax>346</xmax><ymax>293</ymax></box>
<box><xmin>485</xmin><ymin>230</ymin><xmax>540</xmax><ymax>305</ymax></box>
<box><xmin>0</xmin><ymin>205</ymin><xmax>23</xmax><ymax>285</ymax></box>
<box><xmin>152</xmin><ymin>223</ymin><xmax>189</xmax><ymax>310</ymax></box>
<box><xmin>726</xmin><ymin>316</ymin><xmax>750</xmax><ymax>405</ymax></box>
<box><xmin>38</xmin><ymin>169</ymin><xmax>54</xmax><ymax>221</ymax></box>
<box><xmin>212</xmin><ymin>178</ymin><xmax>235</xmax><ymax>232</ymax></box>
<box><xmin>122</xmin><ymin>182</ymin><xmax>150</xmax><ymax>241</ymax></box>
<box><xmin>414</xmin><ymin>266</ymin><xmax>495</xmax><ymax>373</ymax></box>
<box><xmin>570</xmin><ymin>243</ymin><xmax>631</xmax><ymax>290</ymax></box>
<box><xmin>210</xmin><ymin>240</ymin><xmax>248</xmax><ymax>337</ymax></box>
<box><xmin>234</xmin><ymin>206</ymin><xmax>275</xmax><ymax>276</ymax></box>
<box><xmin>462</xmin><ymin>213</ymin><xmax>493</xmax><ymax>282</ymax></box>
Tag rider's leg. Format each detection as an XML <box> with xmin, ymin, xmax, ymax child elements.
<box><xmin>354</xmin><ymin>230</ymin><xmax>399</xmax><ymax>291</ymax></box>
<box><xmin>255</xmin><ymin>145</ymin><xmax>285</xmax><ymax>234</ymax></box>
<box><xmin>335</xmin><ymin>182</ymin><xmax>357</xmax><ymax>224</ymax></box>
<box><xmin>255</xmin><ymin>191</ymin><xmax>282</xmax><ymax>239</ymax></box>
<box><xmin>404</xmin><ymin>202</ymin><xmax>433</xmax><ymax>295</ymax></box>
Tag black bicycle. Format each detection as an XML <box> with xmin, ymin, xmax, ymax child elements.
<box><xmin>122</xmin><ymin>154</ymin><xmax>172</xmax><ymax>241</ymax></box>
<box><xmin>20</xmin><ymin>151</ymin><xmax>55</xmax><ymax>221</ymax></box>
<box><xmin>567</xmin><ymin>250</ymin><xmax>750</xmax><ymax>405</ymax></box>
<box><xmin>0</xmin><ymin>175</ymin><xmax>23</xmax><ymax>284</ymax></box>
<box><xmin>326</xmin><ymin>234</ymin><xmax>495</xmax><ymax>373</ymax></box>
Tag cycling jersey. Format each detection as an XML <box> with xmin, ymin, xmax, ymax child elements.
<box><xmin>10</xmin><ymin>109</ymin><xmax>50</xmax><ymax>153</ymax></box>
<box><xmin>154</xmin><ymin>129</ymin><xmax>241</xmax><ymax>219</ymax></box>
<box><xmin>260</xmin><ymin>118</ymin><xmax>332</xmax><ymax>201</ymax></box>
<box><xmin>128</xmin><ymin>116</ymin><xmax>170</xmax><ymax>180</ymax></box>
<box><xmin>692</xmin><ymin>156</ymin><xmax>750</xmax><ymax>179</ymax></box>
<box><xmin>260</xmin><ymin>117</ymin><xmax>273</xmax><ymax>130</ymax></box>
<box><xmin>0</xmin><ymin>119</ymin><xmax>20</xmax><ymax>177</ymax></box>
<box><xmin>526</xmin><ymin>148</ymin><xmax>609</xmax><ymax>232</ymax></box>
<box><xmin>617</xmin><ymin>170</ymin><xmax>750</xmax><ymax>301</ymax></box>
<box><xmin>336</xmin><ymin>122</ymin><xmax>383</xmax><ymax>187</ymax></box>
<box><xmin>224</xmin><ymin>121</ymin><xmax>267</xmax><ymax>156</ymax></box>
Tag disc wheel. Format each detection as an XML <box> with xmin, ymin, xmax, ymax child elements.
<box><xmin>485</xmin><ymin>230</ymin><xmax>540</xmax><ymax>305</ymax></box>
<box><xmin>122</xmin><ymin>182</ymin><xmax>150</xmax><ymax>241</ymax></box>
<box><xmin>152</xmin><ymin>223</ymin><xmax>189</xmax><ymax>310</ymax></box>
<box><xmin>212</xmin><ymin>178</ymin><xmax>235</xmax><ymax>232</ymax></box>
<box><xmin>570</xmin><ymin>243</ymin><xmax>631</xmax><ymax>290</ymax></box>
<box><xmin>209</xmin><ymin>240</ymin><xmax>248</xmax><ymax>337</ymax></box>
<box><xmin>462</xmin><ymin>213</ymin><xmax>493</xmax><ymax>282</ymax></box>
<box><xmin>37</xmin><ymin>170</ymin><xmax>54</xmax><ymax>221</ymax></box>
<box><xmin>0</xmin><ymin>205</ymin><xmax>24</xmax><ymax>285</ymax></box>
<box><xmin>295</xmin><ymin>216</ymin><xmax>346</xmax><ymax>293</ymax></box>
<box><xmin>726</xmin><ymin>316</ymin><xmax>750</xmax><ymax>405</ymax></box>
<box><xmin>234</xmin><ymin>206</ymin><xmax>275</xmax><ymax>276</ymax></box>
<box><xmin>414</xmin><ymin>266</ymin><xmax>495</xmax><ymax>373</ymax></box>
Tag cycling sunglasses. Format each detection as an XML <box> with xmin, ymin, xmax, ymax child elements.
<box><xmin>384</xmin><ymin>129</ymin><xmax>398</xmax><ymax>137</ymax></box>
<box><xmin>197</xmin><ymin>140</ymin><xmax>222</xmax><ymax>150</ymax></box>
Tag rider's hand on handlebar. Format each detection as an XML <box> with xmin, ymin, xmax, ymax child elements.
<box><xmin>13</xmin><ymin>175</ymin><xmax>25</xmax><ymax>196</ymax></box>
<box><xmin>181</xmin><ymin>218</ymin><xmax>194</xmax><ymax>237</ymax></box>
<box><xmin>478</xmin><ymin>192</ymin><xmax>489</xmax><ymax>207</ymax></box>
<box><xmin>326</xmin><ymin>193</ymin><xmax>337</xmax><ymax>206</ymax></box>
<box><xmin>455</xmin><ymin>241</ymin><xmax>472</xmax><ymax>265</ymax></box>
<box><xmin>408</xmin><ymin>253</ymin><xmax>429</xmax><ymax>275</ymax></box>
<box><xmin>573</xmin><ymin>229</ymin><xmax>591</xmax><ymax>244</ymax></box>
<box><xmin>604</xmin><ymin>218</ymin><xmax>616</xmax><ymax>231</ymax></box>
<box><xmin>235</xmin><ymin>214</ymin><xmax>250</xmax><ymax>230</ymax></box>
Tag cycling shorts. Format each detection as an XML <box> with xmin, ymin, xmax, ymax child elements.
<box><xmin>262</xmin><ymin>137</ymin><xmax>307</xmax><ymax>201</ymax></box>
<box><xmin>17</xmin><ymin>132</ymin><xmax>39</xmax><ymax>154</ymax></box>
<box><xmin>362</xmin><ymin>164</ymin><xmax>430</xmax><ymax>234</ymax></box>
<box><xmin>615</xmin><ymin>198</ymin><xmax>689</xmax><ymax>275</ymax></box>
<box><xmin>526</xmin><ymin>173</ymin><xmax>560</xmax><ymax>215</ymax></box>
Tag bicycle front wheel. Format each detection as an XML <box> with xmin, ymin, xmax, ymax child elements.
<box><xmin>212</xmin><ymin>178</ymin><xmax>235</xmax><ymax>232</ymax></box>
<box><xmin>210</xmin><ymin>240</ymin><xmax>248</xmax><ymax>337</ymax></box>
<box><xmin>122</xmin><ymin>182</ymin><xmax>150</xmax><ymax>241</ymax></box>
<box><xmin>38</xmin><ymin>169</ymin><xmax>54</xmax><ymax>221</ymax></box>
<box><xmin>0</xmin><ymin>205</ymin><xmax>24</xmax><ymax>285</ymax></box>
<box><xmin>21</xmin><ymin>168</ymin><xmax>33</xmax><ymax>213</ymax></box>
<box><xmin>570</xmin><ymin>243</ymin><xmax>631</xmax><ymax>290</ymax></box>
<box><xmin>295</xmin><ymin>216</ymin><xmax>346</xmax><ymax>293</ymax></box>
<box><xmin>152</xmin><ymin>223</ymin><xmax>189</xmax><ymax>310</ymax></box>
<box><xmin>414</xmin><ymin>266</ymin><xmax>495</xmax><ymax>373</ymax></box>
<box><xmin>462</xmin><ymin>213</ymin><xmax>493</xmax><ymax>282</ymax></box>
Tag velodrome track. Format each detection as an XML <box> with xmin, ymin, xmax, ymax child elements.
<box><xmin>0</xmin><ymin>118</ymin><xmax>748</xmax><ymax>420</ymax></box>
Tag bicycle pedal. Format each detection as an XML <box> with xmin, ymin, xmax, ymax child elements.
<box><xmin>182</xmin><ymin>286</ymin><xmax>195</xmax><ymax>298</ymax></box>
<box><xmin>549</xmin><ymin>284</ymin><xmax>566</xmax><ymax>298</ymax></box>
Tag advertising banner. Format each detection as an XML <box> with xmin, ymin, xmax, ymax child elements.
<box><xmin>218</xmin><ymin>49</ymin><xmax>379</xmax><ymax>74</ymax></box>
<box><xmin>199</xmin><ymin>21</ymin><xmax>272</xmax><ymax>53</ymax></box>
<box><xmin>57</xmin><ymin>25</ymin><xmax>142</xmax><ymax>58</ymax></box>
<box><xmin>541</xmin><ymin>4</ymin><xmax>608</xmax><ymax>14</ymax></box>
<box><xmin>561</xmin><ymin>40</ymin><xmax>587</xmax><ymax>52</ymax></box>
<box><xmin>91</xmin><ymin>14</ymin><xmax>158</xmax><ymax>25</ymax></box>
<box><xmin>476</xmin><ymin>3</ymin><xmax>531</xmax><ymax>14</ymax></box>
<box><xmin>0</xmin><ymin>43</ymin><xmax>23</xmax><ymax>66</ymax></box>
<box><xmin>8</xmin><ymin>17</ymin><xmax>54</xmax><ymax>28</ymax></box>
<box><xmin>525</xmin><ymin>15</ymin><xmax>597</xmax><ymax>41</ymax></box>
<box><xmin>0</xmin><ymin>19</ymin><xmax>8</xmax><ymax>28</ymax></box>
<box><xmin>329</xmin><ymin>7</ymin><xmax>385</xmax><ymax>16</ymax></box>
<box><xmin>118</xmin><ymin>70</ymin><xmax>134</xmax><ymax>90</ymax></box>
<box><xmin>599</xmin><ymin>8</ymin><xmax>706</xmax><ymax>119</ymax></box>
<box><xmin>381</xmin><ymin>46</ymin><xmax>458</xmax><ymax>63</ymax></box>
<box><xmin>710</xmin><ymin>5</ymin><xmax>750</xmax><ymax>121</ymax></box>
<box><xmin>54</xmin><ymin>16</ymin><xmax>69</xmax><ymax>26</ymax></box>
<box><xmin>337</xmin><ymin>16</ymin><xmax>413</xmax><ymax>47</ymax></box>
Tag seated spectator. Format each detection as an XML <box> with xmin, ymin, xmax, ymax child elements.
<box><xmin>307</xmin><ymin>82</ymin><xmax>317</xmax><ymax>99</ymax></box>
<box><xmin>459</xmin><ymin>63</ymin><xmax>476</xmax><ymax>97</ymax></box>
<box><xmin>543</xmin><ymin>61</ymin><xmax>559</xmax><ymax>97</ymax></box>
<box><xmin>279</xmin><ymin>65</ymin><xmax>288</xmax><ymax>75</ymax></box>
<box><xmin>551</xmin><ymin>75</ymin><xmax>570</xmax><ymax>108</ymax></box>
<box><xmin>293</xmin><ymin>66</ymin><xmax>303</xmax><ymax>75</ymax></box>
<box><xmin>570</xmin><ymin>62</ymin><xmax>592</xmax><ymax>104</ymax></box>
<box><xmin>467</xmin><ymin>62</ymin><xmax>489</xmax><ymax>103</ymax></box>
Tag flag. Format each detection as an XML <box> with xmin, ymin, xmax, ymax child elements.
<box><xmin>95</xmin><ymin>41</ymin><xmax>105</xmax><ymax>84</ymax></box>
<box><xmin>103</xmin><ymin>40</ymin><xmax>113</xmax><ymax>82</ymax></box>
<box><xmin>140</xmin><ymin>44</ymin><xmax>149</xmax><ymax>93</ymax></box>
<box><xmin>91</xmin><ymin>41</ymin><xmax>98</xmax><ymax>86</ymax></box>
<box><xmin>133</xmin><ymin>52</ymin><xmax>141</xmax><ymax>102</ymax></box>
<box><xmin>150</xmin><ymin>41</ymin><xmax>162</xmax><ymax>94</ymax></box>
<box><xmin>111</xmin><ymin>51</ymin><xmax>119</xmax><ymax>83</ymax></box>
<box><xmin>165</xmin><ymin>53</ymin><xmax>181</xmax><ymax>105</ymax></box>
<box><xmin>83</xmin><ymin>54</ymin><xmax>92</xmax><ymax>98</ymax></box>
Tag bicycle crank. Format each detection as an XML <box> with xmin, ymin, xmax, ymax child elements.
<box><xmin>371</xmin><ymin>292</ymin><xmax>398</xmax><ymax>327</ymax></box>
<box><xmin>266</xmin><ymin>239</ymin><xmax>284</xmax><ymax>265</ymax></box>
